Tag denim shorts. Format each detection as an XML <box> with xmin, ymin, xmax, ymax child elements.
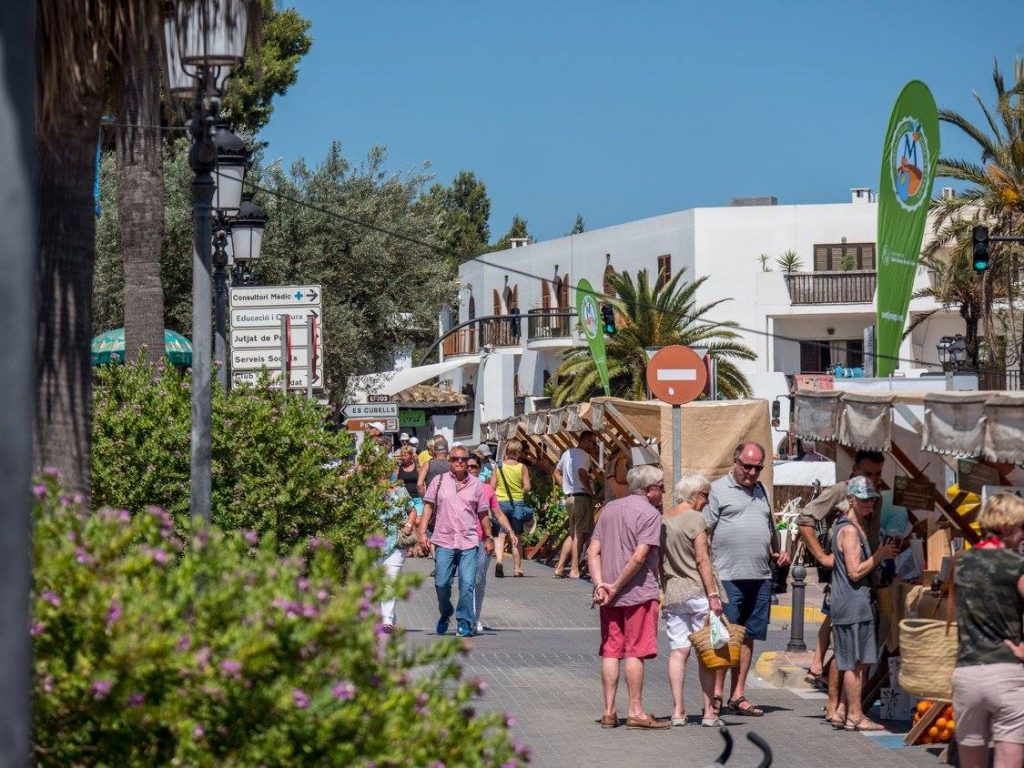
<box><xmin>721</xmin><ymin>579</ymin><xmax>771</xmax><ymax>641</ymax></box>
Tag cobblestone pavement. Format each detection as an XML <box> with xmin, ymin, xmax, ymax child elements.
<box><xmin>398</xmin><ymin>555</ymin><xmax>946</xmax><ymax>768</ymax></box>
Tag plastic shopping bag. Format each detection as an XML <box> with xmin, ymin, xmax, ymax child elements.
<box><xmin>709</xmin><ymin>612</ymin><xmax>731</xmax><ymax>650</ymax></box>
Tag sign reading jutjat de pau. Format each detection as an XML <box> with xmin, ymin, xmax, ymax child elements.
<box><xmin>575</xmin><ymin>278</ymin><xmax>610</xmax><ymax>396</ymax></box>
<box><xmin>876</xmin><ymin>81</ymin><xmax>939</xmax><ymax>376</ymax></box>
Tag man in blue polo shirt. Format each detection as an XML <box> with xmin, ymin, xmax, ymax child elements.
<box><xmin>704</xmin><ymin>441</ymin><xmax>789</xmax><ymax>717</ymax></box>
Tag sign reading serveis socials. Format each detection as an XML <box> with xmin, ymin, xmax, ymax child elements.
<box><xmin>875</xmin><ymin>81</ymin><xmax>939</xmax><ymax>376</ymax></box>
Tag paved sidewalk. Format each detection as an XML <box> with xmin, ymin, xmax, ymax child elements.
<box><xmin>398</xmin><ymin>555</ymin><xmax>945</xmax><ymax>768</ymax></box>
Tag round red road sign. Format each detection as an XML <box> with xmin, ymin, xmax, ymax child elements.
<box><xmin>645</xmin><ymin>345</ymin><xmax>708</xmax><ymax>405</ymax></box>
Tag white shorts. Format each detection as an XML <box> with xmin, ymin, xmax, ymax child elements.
<box><xmin>663</xmin><ymin>597</ymin><xmax>711</xmax><ymax>650</ymax></box>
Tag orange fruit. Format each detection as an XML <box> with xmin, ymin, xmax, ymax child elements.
<box><xmin>939</xmin><ymin>728</ymin><xmax>952</xmax><ymax>742</ymax></box>
<box><xmin>947</xmin><ymin>719</ymin><xmax>956</xmax><ymax>731</ymax></box>
<box><xmin>917</xmin><ymin>700</ymin><xmax>931</xmax><ymax>713</ymax></box>
<box><xmin>928</xmin><ymin>726</ymin><xmax>940</xmax><ymax>738</ymax></box>
<box><xmin>936</xmin><ymin>718</ymin><xmax>948</xmax><ymax>729</ymax></box>
<box><xmin>942</xmin><ymin>705</ymin><xmax>954</xmax><ymax>718</ymax></box>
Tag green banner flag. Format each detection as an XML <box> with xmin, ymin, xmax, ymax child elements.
<box><xmin>876</xmin><ymin>80</ymin><xmax>940</xmax><ymax>376</ymax></box>
<box><xmin>575</xmin><ymin>278</ymin><xmax>611</xmax><ymax>395</ymax></box>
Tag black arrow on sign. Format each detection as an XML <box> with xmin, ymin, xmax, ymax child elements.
<box><xmin>308</xmin><ymin>309</ymin><xmax>318</xmax><ymax>319</ymax></box>
<box><xmin>307</xmin><ymin>289</ymin><xmax>319</xmax><ymax>302</ymax></box>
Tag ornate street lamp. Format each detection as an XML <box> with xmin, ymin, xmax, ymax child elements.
<box><xmin>230</xmin><ymin>193</ymin><xmax>267</xmax><ymax>264</ymax></box>
<box><xmin>936</xmin><ymin>334</ymin><xmax>969</xmax><ymax>372</ymax></box>
<box><xmin>161</xmin><ymin>0</ymin><xmax>251</xmax><ymax>529</ymax></box>
<box><xmin>936</xmin><ymin>335</ymin><xmax>952</xmax><ymax>370</ymax></box>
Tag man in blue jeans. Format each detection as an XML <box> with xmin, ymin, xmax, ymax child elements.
<box><xmin>418</xmin><ymin>445</ymin><xmax>494</xmax><ymax>637</ymax></box>
<box><xmin>704</xmin><ymin>442</ymin><xmax>790</xmax><ymax>716</ymax></box>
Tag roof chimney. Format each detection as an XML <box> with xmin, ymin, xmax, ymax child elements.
<box><xmin>850</xmin><ymin>187</ymin><xmax>875</xmax><ymax>204</ymax></box>
<box><xmin>509</xmin><ymin>237</ymin><xmax>529</xmax><ymax>249</ymax></box>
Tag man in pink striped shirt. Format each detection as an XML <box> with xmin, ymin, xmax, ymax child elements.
<box><xmin>418</xmin><ymin>445</ymin><xmax>494</xmax><ymax>637</ymax></box>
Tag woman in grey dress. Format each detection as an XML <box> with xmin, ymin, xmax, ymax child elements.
<box><xmin>830</xmin><ymin>476</ymin><xmax>896</xmax><ymax>731</ymax></box>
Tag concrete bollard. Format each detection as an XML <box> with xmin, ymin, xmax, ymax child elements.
<box><xmin>786</xmin><ymin>561</ymin><xmax>808</xmax><ymax>652</ymax></box>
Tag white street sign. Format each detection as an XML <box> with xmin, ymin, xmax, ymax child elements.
<box><xmin>231</xmin><ymin>327</ymin><xmax>311</xmax><ymax>350</ymax></box>
<box><xmin>232</xmin><ymin>369</ymin><xmax>321</xmax><ymax>388</ymax></box>
<box><xmin>229</xmin><ymin>307</ymin><xmax>320</xmax><ymax>328</ymax></box>
<box><xmin>229</xmin><ymin>285</ymin><xmax>321</xmax><ymax>309</ymax></box>
<box><xmin>231</xmin><ymin>347</ymin><xmax>322</xmax><ymax>372</ymax></box>
<box><xmin>340</xmin><ymin>402</ymin><xmax>398</xmax><ymax>420</ymax></box>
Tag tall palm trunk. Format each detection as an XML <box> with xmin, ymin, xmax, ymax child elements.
<box><xmin>34</xmin><ymin>108</ymin><xmax>102</xmax><ymax>494</ymax></box>
<box><xmin>117</xmin><ymin>41</ymin><xmax>166</xmax><ymax>366</ymax></box>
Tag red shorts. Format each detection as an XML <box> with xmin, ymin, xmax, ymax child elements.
<box><xmin>599</xmin><ymin>600</ymin><xmax>659</xmax><ymax>659</ymax></box>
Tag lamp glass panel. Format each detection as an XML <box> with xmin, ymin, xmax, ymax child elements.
<box><xmin>179</xmin><ymin>0</ymin><xmax>248</xmax><ymax>68</ymax></box>
<box><xmin>231</xmin><ymin>224</ymin><xmax>263</xmax><ymax>263</ymax></box>
<box><xmin>213</xmin><ymin>162</ymin><xmax>245</xmax><ymax>213</ymax></box>
<box><xmin>161</xmin><ymin>15</ymin><xmax>194</xmax><ymax>98</ymax></box>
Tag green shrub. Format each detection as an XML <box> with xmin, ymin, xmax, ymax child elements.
<box><xmin>91</xmin><ymin>361</ymin><xmax>392</xmax><ymax>566</ymax></box>
<box><xmin>32</xmin><ymin>473</ymin><xmax>528</xmax><ymax>767</ymax></box>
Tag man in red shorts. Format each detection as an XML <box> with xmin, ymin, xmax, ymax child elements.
<box><xmin>588</xmin><ymin>464</ymin><xmax>669</xmax><ymax>730</ymax></box>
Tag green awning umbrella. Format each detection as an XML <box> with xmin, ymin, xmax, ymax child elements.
<box><xmin>91</xmin><ymin>328</ymin><xmax>192</xmax><ymax>367</ymax></box>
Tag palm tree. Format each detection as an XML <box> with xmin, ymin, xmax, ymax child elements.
<box><xmin>922</xmin><ymin>57</ymin><xmax>1024</xmax><ymax>369</ymax></box>
<box><xmin>551</xmin><ymin>268</ymin><xmax>756</xmax><ymax>405</ymax></box>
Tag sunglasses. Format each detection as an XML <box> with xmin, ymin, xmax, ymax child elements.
<box><xmin>450</xmin><ymin>456</ymin><xmax>469</xmax><ymax>463</ymax></box>
<box><xmin>736</xmin><ymin>460</ymin><xmax>764</xmax><ymax>472</ymax></box>
<box><xmin>467</xmin><ymin>464</ymin><xmax>480</xmax><ymax>470</ymax></box>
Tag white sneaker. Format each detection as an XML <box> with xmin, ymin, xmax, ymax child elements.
<box><xmin>476</xmin><ymin>621</ymin><xmax>484</xmax><ymax>633</ymax></box>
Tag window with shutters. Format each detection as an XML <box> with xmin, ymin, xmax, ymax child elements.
<box><xmin>657</xmin><ymin>255</ymin><xmax>671</xmax><ymax>290</ymax></box>
<box><xmin>603</xmin><ymin>264</ymin><xmax>617</xmax><ymax>297</ymax></box>
<box><xmin>558</xmin><ymin>274</ymin><xmax>569</xmax><ymax>308</ymax></box>
<box><xmin>813</xmin><ymin>242</ymin><xmax>876</xmax><ymax>271</ymax></box>
<box><xmin>799</xmin><ymin>340</ymin><xmax>832</xmax><ymax>373</ymax></box>
<box><xmin>541</xmin><ymin>281</ymin><xmax>551</xmax><ymax>310</ymax></box>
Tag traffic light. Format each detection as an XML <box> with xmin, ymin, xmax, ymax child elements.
<box><xmin>972</xmin><ymin>225</ymin><xmax>990</xmax><ymax>272</ymax></box>
<box><xmin>600</xmin><ymin>303</ymin><xmax>616</xmax><ymax>335</ymax></box>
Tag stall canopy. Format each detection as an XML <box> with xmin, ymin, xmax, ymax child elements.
<box><xmin>794</xmin><ymin>390</ymin><xmax>1024</xmax><ymax>463</ymax></box>
<box><xmin>484</xmin><ymin>396</ymin><xmax>772</xmax><ymax>495</ymax></box>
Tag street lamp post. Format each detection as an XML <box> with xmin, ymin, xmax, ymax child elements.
<box><xmin>161</xmin><ymin>0</ymin><xmax>250</xmax><ymax>529</ymax></box>
<box><xmin>936</xmin><ymin>333</ymin><xmax>968</xmax><ymax>372</ymax></box>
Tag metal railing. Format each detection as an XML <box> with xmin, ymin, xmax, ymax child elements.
<box><xmin>527</xmin><ymin>309</ymin><xmax>573</xmax><ymax>340</ymax></box>
<box><xmin>977</xmin><ymin>368</ymin><xmax>1022</xmax><ymax>391</ymax></box>
<box><xmin>784</xmin><ymin>270</ymin><xmax>877</xmax><ymax>305</ymax></box>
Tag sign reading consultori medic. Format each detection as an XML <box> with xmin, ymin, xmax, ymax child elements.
<box><xmin>875</xmin><ymin>81</ymin><xmax>939</xmax><ymax>376</ymax></box>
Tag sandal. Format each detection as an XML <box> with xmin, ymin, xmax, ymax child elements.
<box><xmin>844</xmin><ymin>717</ymin><xmax>885</xmax><ymax>732</ymax></box>
<box><xmin>712</xmin><ymin>694</ymin><xmax>723</xmax><ymax>715</ymax></box>
<box><xmin>600</xmin><ymin>713</ymin><xmax>619</xmax><ymax>729</ymax></box>
<box><xmin>671</xmin><ymin>711</ymin><xmax>687</xmax><ymax>727</ymax></box>
<box><xmin>625</xmin><ymin>714</ymin><xmax>671</xmax><ymax>730</ymax></box>
<box><xmin>553</xmin><ymin>571</ymin><xmax>567</xmax><ymax>579</ymax></box>
<box><xmin>805</xmin><ymin>670</ymin><xmax>826</xmax><ymax>690</ymax></box>
<box><xmin>701</xmin><ymin>717</ymin><xmax>725</xmax><ymax>727</ymax></box>
<box><xmin>513</xmin><ymin>571</ymin><xmax>524</xmax><ymax>577</ymax></box>
<box><xmin>727</xmin><ymin>697</ymin><xmax>764</xmax><ymax>717</ymax></box>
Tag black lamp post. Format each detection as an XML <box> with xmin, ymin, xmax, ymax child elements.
<box><xmin>161</xmin><ymin>0</ymin><xmax>250</xmax><ymax>528</ymax></box>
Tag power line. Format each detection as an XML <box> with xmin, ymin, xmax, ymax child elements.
<box><xmin>238</xmin><ymin>174</ymin><xmax>939</xmax><ymax>370</ymax></box>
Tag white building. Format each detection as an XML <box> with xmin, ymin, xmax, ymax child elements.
<box><xmin>363</xmin><ymin>189</ymin><xmax>972</xmax><ymax>445</ymax></box>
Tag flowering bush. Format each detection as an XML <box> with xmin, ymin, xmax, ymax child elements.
<box><xmin>91</xmin><ymin>361</ymin><xmax>393</xmax><ymax>566</ymax></box>
<box><xmin>32</xmin><ymin>474</ymin><xmax>528</xmax><ymax>766</ymax></box>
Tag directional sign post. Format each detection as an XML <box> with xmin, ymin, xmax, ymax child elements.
<box><xmin>646</xmin><ymin>345</ymin><xmax>709</xmax><ymax>503</ymax></box>
<box><xmin>345</xmin><ymin>417</ymin><xmax>399</xmax><ymax>433</ymax></box>
<box><xmin>228</xmin><ymin>284</ymin><xmax>323</xmax><ymax>394</ymax></box>
<box><xmin>340</xmin><ymin>402</ymin><xmax>398</xmax><ymax>420</ymax></box>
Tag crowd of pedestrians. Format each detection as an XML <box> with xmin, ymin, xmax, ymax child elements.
<box><xmin>370</xmin><ymin>428</ymin><xmax>1024</xmax><ymax>763</ymax></box>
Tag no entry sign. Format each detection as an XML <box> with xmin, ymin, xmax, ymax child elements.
<box><xmin>646</xmin><ymin>346</ymin><xmax>708</xmax><ymax>405</ymax></box>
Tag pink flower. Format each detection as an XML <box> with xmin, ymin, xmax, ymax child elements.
<box><xmin>92</xmin><ymin>679</ymin><xmax>113</xmax><ymax>700</ymax></box>
<box><xmin>75</xmin><ymin>548</ymin><xmax>94</xmax><ymax>565</ymax></box>
<box><xmin>469</xmin><ymin>677</ymin><xmax>488</xmax><ymax>695</ymax></box>
<box><xmin>41</xmin><ymin>591</ymin><xmax>61</xmax><ymax>608</ymax></box>
<box><xmin>32</xmin><ymin>484</ymin><xmax>48</xmax><ymax>500</ymax></box>
<box><xmin>316</xmin><ymin>589</ymin><xmax>329</xmax><ymax>602</ymax></box>
<box><xmin>127</xmin><ymin>692</ymin><xmax>145</xmax><ymax>707</ymax></box>
<box><xmin>308</xmin><ymin>536</ymin><xmax>322</xmax><ymax>550</ymax></box>
<box><xmin>332</xmin><ymin>680</ymin><xmax>355</xmax><ymax>701</ymax></box>
<box><xmin>176</xmin><ymin>635</ymin><xmax>191</xmax><ymax>652</ymax></box>
<box><xmin>41</xmin><ymin>675</ymin><xmax>54</xmax><ymax>693</ymax></box>
<box><xmin>244</xmin><ymin>530</ymin><xmax>259</xmax><ymax>546</ymax></box>
<box><xmin>193</xmin><ymin>724</ymin><xmax>204</xmax><ymax>739</ymax></box>
<box><xmin>365</xmin><ymin>534</ymin><xmax>386</xmax><ymax>549</ymax></box>
<box><xmin>504</xmin><ymin>712</ymin><xmax>517</xmax><ymax>728</ymax></box>
<box><xmin>220</xmin><ymin>660</ymin><xmax>242</xmax><ymax>679</ymax></box>
<box><xmin>30</xmin><ymin>622</ymin><xmax>45</xmax><ymax>637</ymax></box>
<box><xmin>105</xmin><ymin>601</ymin><xmax>122</xmax><ymax>630</ymax></box>
<box><xmin>42</xmin><ymin>466</ymin><xmax>62</xmax><ymax>479</ymax></box>
<box><xmin>293</xmin><ymin>688</ymin><xmax>310</xmax><ymax>709</ymax></box>
<box><xmin>297</xmin><ymin>578</ymin><xmax>309</xmax><ymax>592</ymax></box>
<box><xmin>148</xmin><ymin>547</ymin><xmax>169</xmax><ymax>565</ymax></box>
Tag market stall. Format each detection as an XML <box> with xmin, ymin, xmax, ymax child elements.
<box><xmin>791</xmin><ymin>388</ymin><xmax>1024</xmax><ymax>752</ymax></box>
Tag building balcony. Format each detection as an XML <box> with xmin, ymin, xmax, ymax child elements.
<box><xmin>442</xmin><ymin>328</ymin><xmax>478</xmax><ymax>358</ymax></box>
<box><xmin>526</xmin><ymin>309</ymin><xmax>574</xmax><ymax>348</ymax></box>
<box><xmin>784</xmin><ymin>270</ymin><xmax>877</xmax><ymax>305</ymax></box>
<box><xmin>479</xmin><ymin>317</ymin><xmax>522</xmax><ymax>348</ymax></box>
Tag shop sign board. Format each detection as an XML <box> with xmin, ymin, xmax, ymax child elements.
<box><xmin>893</xmin><ymin>475</ymin><xmax>935</xmax><ymax>510</ymax></box>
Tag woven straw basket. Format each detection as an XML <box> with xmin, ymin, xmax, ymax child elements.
<box><xmin>688</xmin><ymin>616</ymin><xmax>745</xmax><ymax>669</ymax></box>
<box><xmin>898</xmin><ymin>618</ymin><xmax>957</xmax><ymax>700</ymax></box>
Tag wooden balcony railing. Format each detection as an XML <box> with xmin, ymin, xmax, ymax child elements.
<box><xmin>479</xmin><ymin>317</ymin><xmax>521</xmax><ymax>348</ymax></box>
<box><xmin>527</xmin><ymin>309</ymin><xmax>573</xmax><ymax>340</ymax></box>
<box><xmin>442</xmin><ymin>328</ymin><xmax>477</xmax><ymax>357</ymax></box>
<box><xmin>784</xmin><ymin>270</ymin><xmax>877</xmax><ymax>305</ymax></box>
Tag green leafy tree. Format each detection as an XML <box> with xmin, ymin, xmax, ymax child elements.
<box><xmin>421</xmin><ymin>170</ymin><xmax>492</xmax><ymax>262</ymax></box>
<box><xmin>922</xmin><ymin>57</ymin><xmax>1024</xmax><ymax>369</ymax></box>
<box><xmin>551</xmin><ymin>268</ymin><xmax>755</xmax><ymax>404</ymax></box>
<box><xmin>220</xmin><ymin>1</ymin><xmax>313</xmax><ymax>132</ymax></box>
<box><xmin>491</xmin><ymin>214</ymin><xmax>530</xmax><ymax>251</ymax></box>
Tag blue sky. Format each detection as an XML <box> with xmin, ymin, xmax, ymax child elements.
<box><xmin>259</xmin><ymin>1</ymin><xmax>1024</xmax><ymax>242</ymax></box>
